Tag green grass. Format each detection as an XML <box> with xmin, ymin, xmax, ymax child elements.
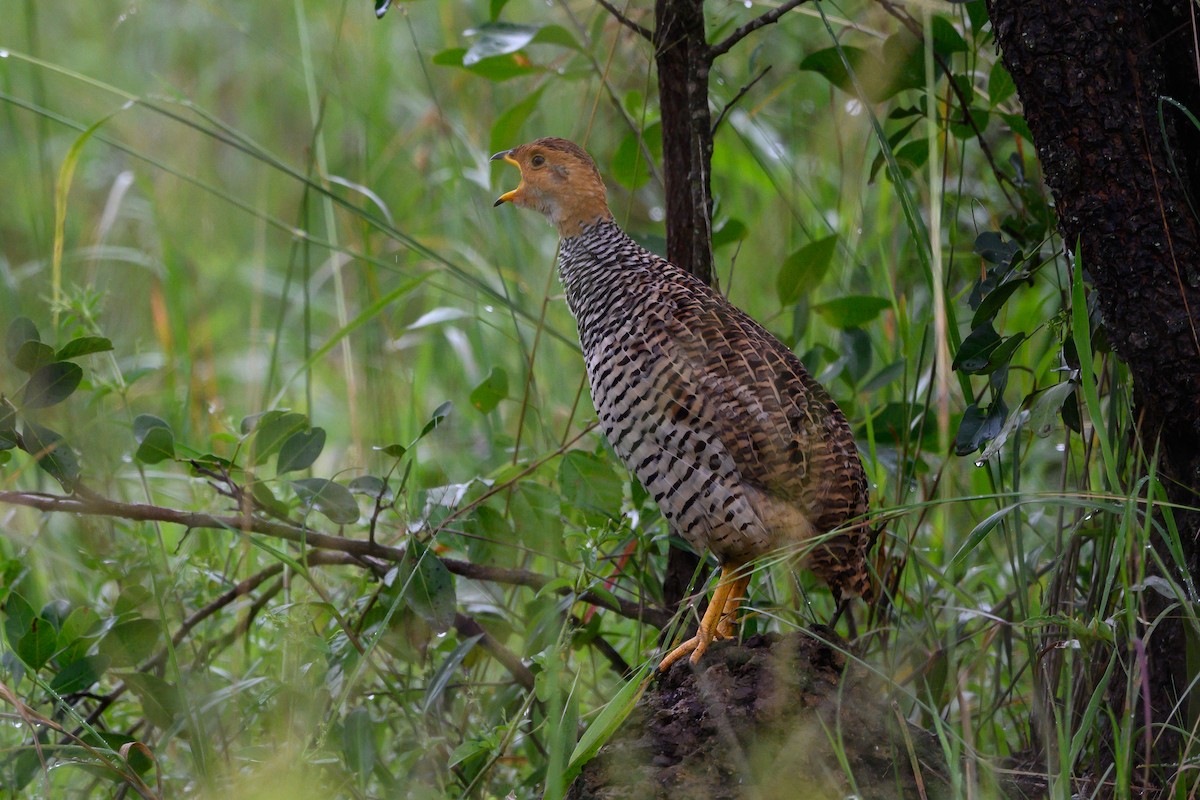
<box><xmin>0</xmin><ymin>1</ymin><xmax>1193</xmax><ymax>797</ymax></box>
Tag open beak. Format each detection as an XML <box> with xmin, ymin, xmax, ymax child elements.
<box><xmin>491</xmin><ymin>149</ymin><xmax>521</xmax><ymax>207</ymax></box>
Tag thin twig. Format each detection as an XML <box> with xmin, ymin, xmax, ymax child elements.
<box><xmin>872</xmin><ymin>0</ymin><xmax>1018</xmax><ymax>208</ymax></box>
<box><xmin>708</xmin><ymin>0</ymin><xmax>810</xmax><ymax>62</ymax></box>
<box><xmin>711</xmin><ymin>66</ymin><xmax>772</xmax><ymax>136</ymax></box>
<box><xmin>0</xmin><ymin>488</ymin><xmax>672</xmax><ymax>628</ymax></box>
<box><xmin>595</xmin><ymin>0</ymin><xmax>653</xmax><ymax>42</ymax></box>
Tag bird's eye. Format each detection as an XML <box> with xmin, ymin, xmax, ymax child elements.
<box><xmin>531</xmin><ymin>154</ymin><xmax>546</xmax><ymax>167</ymax></box>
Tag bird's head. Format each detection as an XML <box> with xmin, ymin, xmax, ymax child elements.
<box><xmin>492</xmin><ymin>137</ymin><xmax>613</xmax><ymax>238</ymax></box>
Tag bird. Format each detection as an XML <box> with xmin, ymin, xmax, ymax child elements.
<box><xmin>492</xmin><ymin>137</ymin><xmax>870</xmax><ymax>670</ymax></box>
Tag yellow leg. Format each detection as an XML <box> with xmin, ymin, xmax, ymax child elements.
<box><xmin>658</xmin><ymin>565</ymin><xmax>743</xmax><ymax>671</ymax></box>
<box><xmin>715</xmin><ymin>571</ymin><xmax>752</xmax><ymax>639</ymax></box>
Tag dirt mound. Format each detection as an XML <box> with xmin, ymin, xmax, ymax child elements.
<box><xmin>568</xmin><ymin>629</ymin><xmax>952</xmax><ymax>800</ymax></box>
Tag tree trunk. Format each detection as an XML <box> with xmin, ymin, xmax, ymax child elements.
<box><xmin>653</xmin><ymin>0</ymin><xmax>717</xmax><ymax>611</ymax></box>
<box><xmin>986</xmin><ymin>0</ymin><xmax>1200</xmax><ymax>763</ymax></box>
<box><xmin>653</xmin><ymin>0</ymin><xmax>715</xmax><ymax>287</ymax></box>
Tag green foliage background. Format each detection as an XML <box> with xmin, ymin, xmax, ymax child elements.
<box><xmin>0</xmin><ymin>0</ymin><xmax>1173</xmax><ymax>797</ymax></box>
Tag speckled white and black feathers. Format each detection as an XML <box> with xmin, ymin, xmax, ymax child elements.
<box><xmin>559</xmin><ymin>219</ymin><xmax>871</xmax><ymax>600</ymax></box>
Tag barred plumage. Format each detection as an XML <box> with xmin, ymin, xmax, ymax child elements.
<box><xmin>493</xmin><ymin>137</ymin><xmax>870</xmax><ymax>669</ymax></box>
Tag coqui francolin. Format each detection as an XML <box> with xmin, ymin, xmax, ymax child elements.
<box><xmin>492</xmin><ymin>137</ymin><xmax>870</xmax><ymax>670</ymax></box>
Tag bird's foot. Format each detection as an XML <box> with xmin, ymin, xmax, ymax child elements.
<box><xmin>657</xmin><ymin>625</ymin><xmax>724</xmax><ymax>671</ymax></box>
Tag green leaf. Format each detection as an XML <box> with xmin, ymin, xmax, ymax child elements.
<box><xmin>12</xmin><ymin>340</ymin><xmax>55</xmax><ymax>373</ymax></box>
<box><xmin>393</xmin><ymin>540</ymin><xmax>457</xmax><ymax>632</ymax></box>
<box><xmin>983</xmin><ymin>332</ymin><xmax>1027</xmax><ymax>373</ymax></box>
<box><xmin>952</xmin><ymin>321</ymin><xmax>1002</xmax><ymax>373</ymax></box>
<box><xmin>376</xmin><ymin>443</ymin><xmax>407</xmax><ymax>459</ymax></box>
<box><xmin>611</xmin><ymin>123</ymin><xmax>662</xmax><ymax>191</ymax></box>
<box><xmin>122</xmin><ymin>672</ymin><xmax>182</xmax><ymax>729</ymax></box>
<box><xmin>954</xmin><ymin>401</ymin><xmax>1006</xmax><ymax>456</ymax></box>
<box><xmin>930</xmin><ymin>15</ymin><xmax>968</xmax><ymax>56</ymax></box>
<box><xmin>566</xmin><ymin>666</ymin><xmax>651</xmax><ymax>782</ymax></box>
<box><xmin>559</xmin><ymin>450</ymin><xmax>622</xmax><ymax>522</ymax></box>
<box><xmin>20</xmin><ymin>362</ymin><xmax>82</xmax><ymax>409</ymax></box>
<box><xmin>422</xmin><ymin>634</ymin><xmax>482</xmax><ymax>714</ymax></box>
<box><xmin>56</xmin><ymin>606</ymin><xmax>101</xmax><ymax>664</ymax></box>
<box><xmin>342</xmin><ymin>707</ymin><xmax>376</xmax><ymax>784</ymax></box>
<box><xmin>489</xmin><ymin>0</ymin><xmax>510</xmax><ymax>20</ymax></box>
<box><xmin>5</xmin><ymin>318</ymin><xmax>41</xmax><ymax>366</ymax></box>
<box><xmin>135</xmin><ymin>428</ymin><xmax>175</xmax><ymax>464</ymax></box>
<box><xmin>799</xmin><ymin>46</ymin><xmax>884</xmax><ymax>97</ymax></box>
<box><xmin>133</xmin><ymin>415</ymin><xmax>175</xmax><ymax>464</ymax></box>
<box><xmin>470</xmin><ymin>367</ymin><xmax>510</xmax><ymax>414</ymax></box>
<box><xmin>98</xmin><ymin>619</ymin><xmax>162</xmax><ymax>668</ymax></box>
<box><xmin>988</xmin><ymin>60</ymin><xmax>1016</xmax><ymax>106</ymax></box>
<box><xmin>531</xmin><ymin>24</ymin><xmax>580</xmax><ymax>51</ymax></box>
<box><xmin>22</xmin><ymin>422</ymin><xmax>80</xmax><ymax>491</ymax></box>
<box><xmin>251</xmin><ymin>480</ymin><xmax>291</xmax><ymax>518</ymax></box>
<box><xmin>4</xmin><ymin>592</ymin><xmax>36</xmax><ymax>648</ymax></box>
<box><xmin>50</xmin><ymin>655</ymin><xmax>108</xmax><ymax>695</ymax></box>
<box><xmin>348</xmin><ymin>475</ymin><xmax>391</xmax><ymax>502</ymax></box>
<box><xmin>0</xmin><ymin>398</ymin><xmax>16</xmax><ymax>450</ymax></box>
<box><xmin>55</xmin><ymin>336</ymin><xmax>113</xmax><ymax>360</ymax></box>
<box><xmin>291</xmin><ymin>478</ymin><xmax>359</xmax><ymax>524</ymax></box>
<box><xmin>712</xmin><ymin>219</ymin><xmax>747</xmax><ymax>249</ymax></box>
<box><xmin>277</xmin><ymin>427</ymin><xmax>326</xmax><ymax>474</ymax></box>
<box><xmin>777</xmin><ymin>235</ymin><xmax>838</xmax><ymax>306</ymax></box>
<box><xmin>419</xmin><ymin>401</ymin><xmax>452</xmax><ymax>439</ymax></box>
<box><xmin>1030</xmin><ymin>381</ymin><xmax>1077</xmax><ymax>438</ymax></box>
<box><xmin>812</xmin><ymin>296</ymin><xmax>890</xmax><ymax>329</ymax></box>
<box><xmin>971</xmin><ymin>277</ymin><xmax>1026</xmax><ymax>327</ymax></box>
<box><xmin>432</xmin><ymin>47</ymin><xmax>539</xmax><ymax>82</ymax></box>
<box><xmin>16</xmin><ymin>617</ymin><xmax>58</xmax><ymax>671</ymax></box>
<box><xmin>250</xmin><ymin>411</ymin><xmax>308</xmax><ymax>466</ymax></box>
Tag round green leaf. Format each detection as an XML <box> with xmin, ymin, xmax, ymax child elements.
<box><xmin>98</xmin><ymin>619</ymin><xmax>162</xmax><ymax>668</ymax></box>
<box><xmin>135</xmin><ymin>427</ymin><xmax>176</xmax><ymax>464</ymax></box>
<box><xmin>5</xmin><ymin>317</ymin><xmax>40</xmax><ymax>366</ymax></box>
<box><xmin>812</xmin><ymin>296</ymin><xmax>890</xmax><ymax>329</ymax></box>
<box><xmin>21</xmin><ymin>362</ymin><xmax>83</xmax><ymax>409</ymax></box>
<box><xmin>394</xmin><ymin>540</ymin><xmax>457</xmax><ymax>633</ymax></box>
<box><xmin>13</xmin><ymin>341</ymin><xmax>55</xmax><ymax>373</ymax></box>
<box><xmin>470</xmin><ymin>367</ymin><xmax>510</xmax><ymax>414</ymax></box>
<box><xmin>277</xmin><ymin>427</ymin><xmax>327</xmax><ymax>474</ymax></box>
<box><xmin>348</xmin><ymin>475</ymin><xmax>391</xmax><ymax>502</ymax></box>
<box><xmin>291</xmin><ymin>478</ymin><xmax>359</xmax><ymax>525</ymax></box>
<box><xmin>777</xmin><ymin>235</ymin><xmax>838</xmax><ymax>306</ymax></box>
<box><xmin>50</xmin><ymin>655</ymin><xmax>109</xmax><ymax>695</ymax></box>
<box><xmin>22</xmin><ymin>422</ymin><xmax>80</xmax><ymax>491</ymax></box>
<box><xmin>250</xmin><ymin>411</ymin><xmax>307</xmax><ymax>465</ymax></box>
<box><xmin>17</xmin><ymin>617</ymin><xmax>58</xmax><ymax>671</ymax></box>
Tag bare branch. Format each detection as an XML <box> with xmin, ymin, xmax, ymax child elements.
<box><xmin>454</xmin><ymin>614</ymin><xmax>536</xmax><ymax>690</ymax></box>
<box><xmin>0</xmin><ymin>488</ymin><xmax>672</xmax><ymax>628</ymax></box>
<box><xmin>708</xmin><ymin>0</ymin><xmax>809</xmax><ymax>62</ymax></box>
<box><xmin>711</xmin><ymin>66</ymin><xmax>772</xmax><ymax>136</ymax></box>
<box><xmin>594</xmin><ymin>0</ymin><xmax>653</xmax><ymax>42</ymax></box>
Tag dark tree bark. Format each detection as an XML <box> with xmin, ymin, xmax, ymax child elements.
<box><xmin>653</xmin><ymin>0</ymin><xmax>715</xmax><ymax>287</ymax></box>
<box><xmin>652</xmin><ymin>0</ymin><xmax>717</xmax><ymax>612</ymax></box>
<box><xmin>647</xmin><ymin>0</ymin><xmax>808</xmax><ymax>614</ymax></box>
<box><xmin>987</xmin><ymin>0</ymin><xmax>1200</xmax><ymax>763</ymax></box>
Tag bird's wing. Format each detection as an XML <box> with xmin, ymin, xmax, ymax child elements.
<box><xmin>648</xmin><ymin>270</ymin><xmax>867</xmax><ymax>535</ymax></box>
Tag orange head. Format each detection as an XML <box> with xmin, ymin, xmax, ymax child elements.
<box><xmin>492</xmin><ymin>137</ymin><xmax>613</xmax><ymax>238</ymax></box>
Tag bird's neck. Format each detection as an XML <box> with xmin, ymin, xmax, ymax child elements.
<box><xmin>550</xmin><ymin>186</ymin><xmax>614</xmax><ymax>238</ymax></box>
